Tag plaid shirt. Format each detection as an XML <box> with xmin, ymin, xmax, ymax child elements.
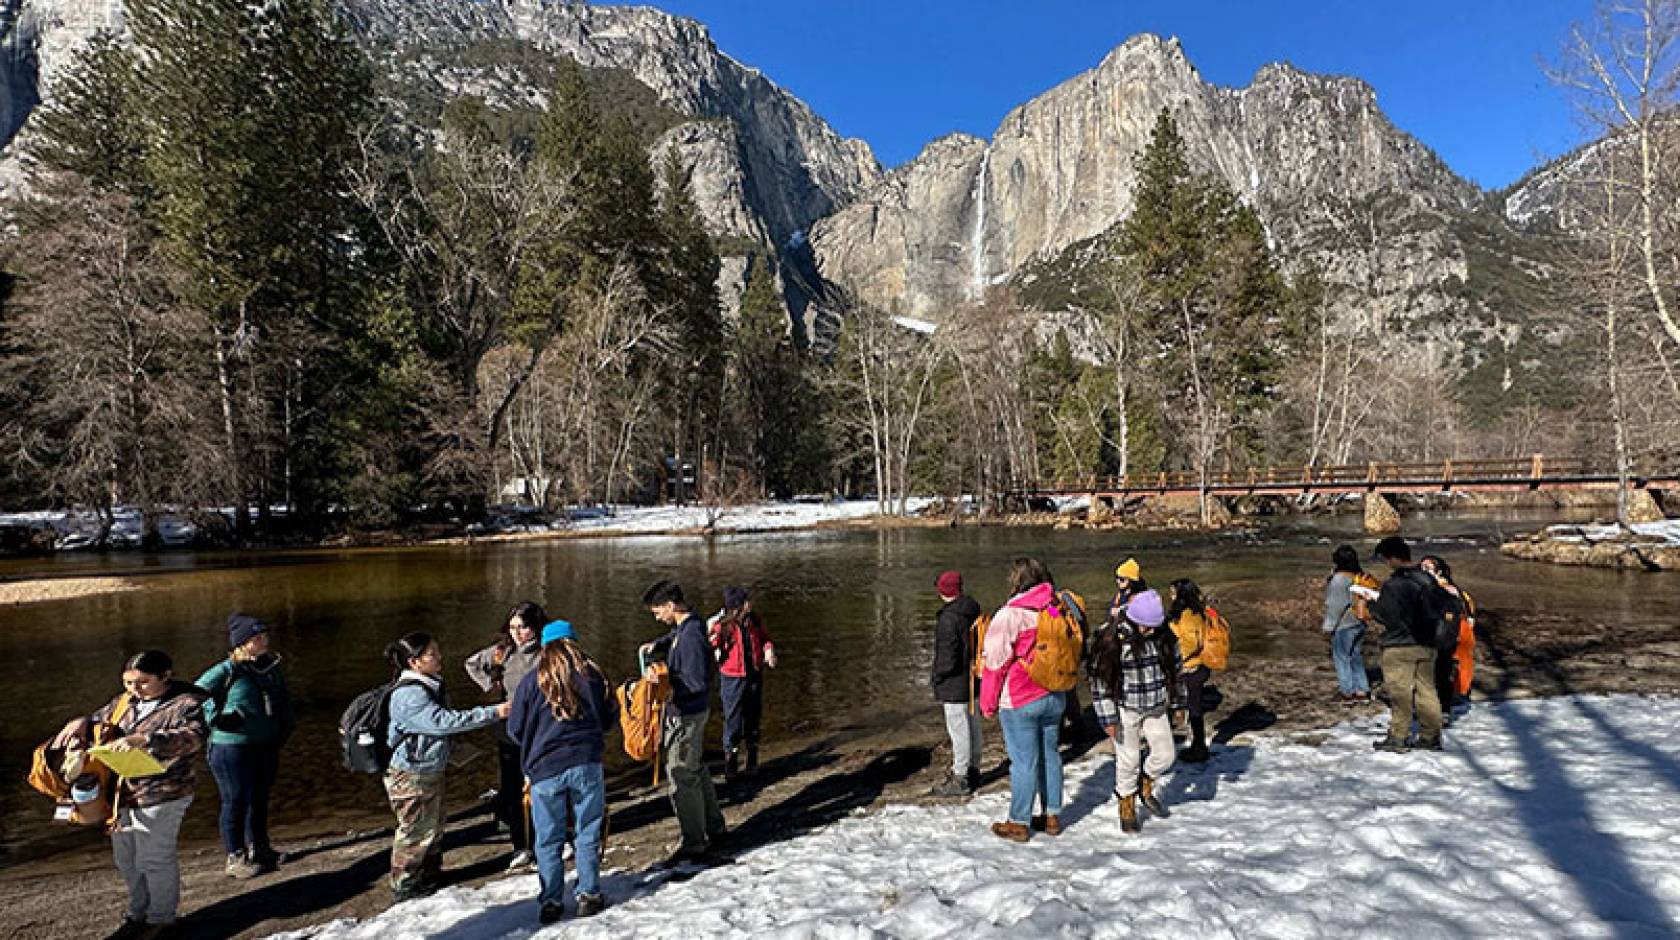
<box><xmin>1088</xmin><ymin>622</ymin><xmax>1180</xmax><ymax>725</ymax></box>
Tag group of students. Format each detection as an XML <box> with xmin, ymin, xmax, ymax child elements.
<box><xmin>929</xmin><ymin>555</ymin><xmax>1228</xmax><ymax>840</ymax></box>
<box><xmin>42</xmin><ymin>581</ymin><xmax>778</xmax><ymax>939</ymax></box>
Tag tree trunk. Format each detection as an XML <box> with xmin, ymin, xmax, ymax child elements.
<box><xmin>213</xmin><ymin>321</ymin><xmax>249</xmax><ymax>539</ymax></box>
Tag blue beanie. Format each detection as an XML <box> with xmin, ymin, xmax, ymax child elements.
<box><xmin>541</xmin><ymin>619</ymin><xmax>575</xmax><ymax>646</ymax></box>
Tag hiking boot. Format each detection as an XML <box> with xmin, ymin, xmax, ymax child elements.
<box><xmin>506</xmin><ymin>849</ymin><xmax>535</xmax><ymax>872</ymax></box>
<box><xmin>965</xmin><ymin>767</ymin><xmax>981</xmax><ymax>792</ymax></box>
<box><xmin>249</xmin><ymin>845</ymin><xmax>282</xmax><ymax>872</ymax></box>
<box><xmin>225</xmin><ymin>852</ymin><xmax>260</xmax><ymax>880</ymax></box>
<box><xmin>1117</xmin><ymin>792</ymin><xmax>1140</xmax><ymax>834</ymax></box>
<box><xmin>104</xmin><ymin>918</ymin><xmax>147</xmax><ymax>940</ymax></box>
<box><xmin>1029</xmin><ymin>814</ymin><xmax>1062</xmax><ymax>836</ymax></box>
<box><xmin>539</xmin><ymin>901</ymin><xmax>565</xmax><ymax>924</ymax></box>
<box><xmin>930</xmin><ymin>773</ymin><xmax>971</xmax><ymax>797</ymax></box>
<box><xmin>1414</xmin><ymin>738</ymin><xmax>1443</xmax><ymax>751</ymax></box>
<box><xmin>1372</xmin><ymin>737</ymin><xmax>1409</xmax><ymax>753</ymax></box>
<box><xmin>990</xmin><ymin>821</ymin><xmax>1030</xmax><ymax>843</ymax></box>
<box><xmin>575</xmin><ymin>892</ymin><xmax>606</xmax><ymax>917</ymax></box>
<box><xmin>1139</xmin><ymin>775</ymin><xmax>1171</xmax><ymax>818</ymax></box>
<box><xmin>1178</xmin><ymin>744</ymin><xmax>1211</xmax><ymax>764</ymax></box>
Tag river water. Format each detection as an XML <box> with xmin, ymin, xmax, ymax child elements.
<box><xmin>2</xmin><ymin>510</ymin><xmax>1670</xmax><ymax>868</ymax></box>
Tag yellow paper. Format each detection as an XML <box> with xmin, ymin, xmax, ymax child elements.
<box><xmin>89</xmin><ymin>745</ymin><xmax>166</xmax><ymax>779</ymax></box>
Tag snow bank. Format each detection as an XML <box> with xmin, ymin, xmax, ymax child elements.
<box><xmin>560</xmin><ymin>499</ymin><xmax>933</xmax><ymax>535</ymax></box>
<box><xmin>0</xmin><ymin>507</ymin><xmax>198</xmax><ymax>549</ymax></box>
<box><xmin>276</xmin><ymin>695</ymin><xmax>1680</xmax><ymax>939</ymax></box>
<box><xmin>1545</xmin><ymin>520</ymin><xmax>1680</xmax><ymax>546</ymax></box>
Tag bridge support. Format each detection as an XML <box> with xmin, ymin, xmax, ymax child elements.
<box><xmin>1364</xmin><ymin>493</ymin><xmax>1401</xmax><ymax>535</ymax></box>
<box><xmin>1628</xmin><ymin>488</ymin><xmax>1668</xmax><ymax>524</ymax></box>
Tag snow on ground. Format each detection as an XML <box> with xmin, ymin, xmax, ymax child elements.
<box><xmin>0</xmin><ymin>506</ymin><xmax>198</xmax><ymax>549</ymax></box>
<box><xmin>277</xmin><ymin>695</ymin><xmax>1680</xmax><ymax>939</ymax></box>
<box><xmin>1546</xmin><ymin>520</ymin><xmax>1680</xmax><ymax>546</ymax></box>
<box><xmin>561</xmin><ymin>499</ymin><xmax>933</xmax><ymax>535</ymax></box>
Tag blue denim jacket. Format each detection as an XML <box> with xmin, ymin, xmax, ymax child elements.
<box><xmin>386</xmin><ymin>671</ymin><xmax>500</xmax><ymax>775</ymax></box>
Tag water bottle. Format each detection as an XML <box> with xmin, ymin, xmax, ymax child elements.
<box><xmin>70</xmin><ymin>774</ymin><xmax>101</xmax><ymax>806</ymax></box>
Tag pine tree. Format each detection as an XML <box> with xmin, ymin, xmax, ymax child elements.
<box><xmin>26</xmin><ymin>34</ymin><xmax>145</xmax><ymax>192</ymax></box>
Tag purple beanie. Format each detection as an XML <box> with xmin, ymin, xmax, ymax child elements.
<box><xmin>1126</xmin><ymin>590</ymin><xmax>1166</xmax><ymax>628</ymax></box>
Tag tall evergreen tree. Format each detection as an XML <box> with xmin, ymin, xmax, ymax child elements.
<box><xmin>26</xmin><ymin>34</ymin><xmax>145</xmax><ymax>192</ymax></box>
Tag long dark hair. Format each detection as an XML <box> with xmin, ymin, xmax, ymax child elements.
<box><xmin>1332</xmin><ymin>545</ymin><xmax>1362</xmax><ymax>576</ymax></box>
<box><xmin>1006</xmin><ymin>557</ymin><xmax>1053</xmax><ymax>596</ymax></box>
<box><xmin>1167</xmin><ymin>579</ymin><xmax>1205</xmax><ymax>626</ymax></box>
<box><xmin>1421</xmin><ymin>555</ymin><xmax>1454</xmax><ymax>585</ymax></box>
<box><xmin>536</xmin><ymin>639</ymin><xmax>607</xmax><ymax>722</ymax></box>
<box><xmin>500</xmin><ymin>601</ymin><xmax>548</xmax><ymax>652</ymax></box>
<box><xmin>386</xmin><ymin>632</ymin><xmax>434</xmax><ymax>676</ymax></box>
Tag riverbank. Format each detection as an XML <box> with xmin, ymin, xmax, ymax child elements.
<box><xmin>5</xmin><ymin>600</ymin><xmax>1679</xmax><ymax>939</ymax></box>
<box><xmin>1502</xmin><ymin>519</ymin><xmax>1680</xmax><ymax>571</ymax></box>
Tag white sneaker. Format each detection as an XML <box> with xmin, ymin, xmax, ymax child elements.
<box><xmin>506</xmin><ymin>849</ymin><xmax>535</xmax><ymax>871</ymax></box>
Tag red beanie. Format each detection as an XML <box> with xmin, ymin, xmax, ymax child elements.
<box><xmin>936</xmin><ymin>571</ymin><xmax>963</xmax><ymax>597</ymax></box>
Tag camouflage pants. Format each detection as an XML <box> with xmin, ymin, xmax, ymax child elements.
<box><xmin>384</xmin><ymin>769</ymin><xmax>445</xmax><ymax>894</ymax></box>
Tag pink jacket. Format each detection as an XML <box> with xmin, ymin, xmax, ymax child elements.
<box><xmin>980</xmin><ymin>583</ymin><xmax>1058</xmax><ymax>716</ymax></box>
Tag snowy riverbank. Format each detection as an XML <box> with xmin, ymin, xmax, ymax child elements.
<box><xmin>1503</xmin><ymin>519</ymin><xmax>1680</xmax><ymax>571</ymax></box>
<box><xmin>276</xmin><ymin>694</ymin><xmax>1680</xmax><ymax>939</ymax></box>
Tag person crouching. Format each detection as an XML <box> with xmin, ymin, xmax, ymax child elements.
<box><xmin>1087</xmin><ymin>590</ymin><xmax>1179</xmax><ymax>833</ymax></box>
<box><xmin>508</xmin><ymin>620</ymin><xmax>617</xmax><ymax>924</ymax></box>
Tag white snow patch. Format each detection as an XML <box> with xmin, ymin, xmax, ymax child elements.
<box><xmin>564</xmin><ymin>499</ymin><xmax>933</xmax><ymax>535</ymax></box>
<box><xmin>276</xmin><ymin>695</ymin><xmax>1680</xmax><ymax>939</ymax></box>
<box><xmin>1545</xmin><ymin>520</ymin><xmax>1680</xmax><ymax>546</ymax></box>
<box><xmin>891</xmin><ymin>316</ymin><xmax>938</xmax><ymax>335</ymax></box>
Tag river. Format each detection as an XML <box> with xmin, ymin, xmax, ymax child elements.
<box><xmin>2</xmin><ymin>509</ymin><xmax>1670</xmax><ymax>869</ymax></box>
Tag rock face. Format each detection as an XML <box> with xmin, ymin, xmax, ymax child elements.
<box><xmin>0</xmin><ymin>0</ymin><xmax>880</xmax><ymax>316</ymax></box>
<box><xmin>811</xmin><ymin>34</ymin><xmax>1484</xmax><ymax>322</ymax></box>
<box><xmin>1363</xmin><ymin>493</ymin><xmax>1402</xmax><ymax>534</ymax></box>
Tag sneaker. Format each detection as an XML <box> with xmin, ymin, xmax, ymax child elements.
<box><xmin>104</xmin><ymin>919</ymin><xmax>147</xmax><ymax>940</ymax></box>
<box><xmin>225</xmin><ymin>852</ymin><xmax>260</xmax><ymax>880</ymax></box>
<box><xmin>929</xmin><ymin>773</ymin><xmax>971</xmax><ymax>797</ymax></box>
<box><xmin>539</xmin><ymin>901</ymin><xmax>565</xmax><ymax>924</ymax></box>
<box><xmin>575</xmin><ymin>892</ymin><xmax>606</xmax><ymax>917</ymax></box>
<box><xmin>1372</xmin><ymin>738</ymin><xmax>1409</xmax><ymax>753</ymax></box>
<box><xmin>506</xmin><ymin>849</ymin><xmax>536</xmax><ymax>872</ymax></box>
<box><xmin>249</xmin><ymin>846</ymin><xmax>282</xmax><ymax>872</ymax></box>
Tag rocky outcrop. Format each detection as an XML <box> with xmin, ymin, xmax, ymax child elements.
<box><xmin>1502</xmin><ymin>529</ymin><xmax>1679</xmax><ymax>571</ymax></box>
<box><xmin>1362</xmin><ymin>493</ymin><xmax>1402</xmax><ymax>534</ymax></box>
<box><xmin>811</xmin><ymin>34</ymin><xmax>1482</xmax><ymax>322</ymax></box>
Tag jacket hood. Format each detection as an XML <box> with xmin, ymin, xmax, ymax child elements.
<box><xmin>1006</xmin><ymin>583</ymin><xmax>1057</xmax><ymax>610</ymax></box>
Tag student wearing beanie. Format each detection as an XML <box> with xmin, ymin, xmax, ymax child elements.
<box><xmin>197</xmin><ymin>613</ymin><xmax>295</xmax><ymax>880</ymax></box>
<box><xmin>707</xmin><ymin>587</ymin><xmax>778</xmax><ymax>781</ymax></box>
<box><xmin>930</xmin><ymin>570</ymin><xmax>983</xmax><ymax>797</ymax></box>
<box><xmin>1086</xmin><ymin>589</ymin><xmax>1181</xmax><ymax>834</ymax></box>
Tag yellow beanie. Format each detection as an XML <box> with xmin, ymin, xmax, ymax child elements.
<box><xmin>1115</xmin><ymin>558</ymin><xmax>1141</xmax><ymax>581</ymax></box>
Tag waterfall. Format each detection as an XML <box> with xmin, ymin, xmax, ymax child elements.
<box><xmin>968</xmin><ymin>148</ymin><xmax>991</xmax><ymax>301</ymax></box>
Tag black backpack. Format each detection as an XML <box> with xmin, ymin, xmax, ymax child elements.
<box><xmin>339</xmin><ymin>679</ymin><xmax>432</xmax><ymax>774</ymax></box>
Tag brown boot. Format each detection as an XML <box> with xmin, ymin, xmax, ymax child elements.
<box><xmin>1030</xmin><ymin>814</ymin><xmax>1062</xmax><ymax>836</ymax></box>
<box><xmin>990</xmin><ymin>821</ymin><xmax>1030</xmax><ymax>843</ymax></box>
<box><xmin>1139</xmin><ymin>774</ymin><xmax>1171</xmax><ymax>819</ymax></box>
<box><xmin>1116</xmin><ymin>791</ymin><xmax>1140</xmax><ymax>834</ymax></box>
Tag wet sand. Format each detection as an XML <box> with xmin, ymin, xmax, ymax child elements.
<box><xmin>0</xmin><ymin>576</ymin><xmax>141</xmax><ymax>606</ymax></box>
<box><xmin>5</xmin><ymin>603</ymin><xmax>1678</xmax><ymax>940</ymax></box>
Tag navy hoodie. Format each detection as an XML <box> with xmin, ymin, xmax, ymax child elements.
<box><xmin>651</xmin><ymin>614</ymin><xmax>714</xmax><ymax>716</ymax></box>
<box><xmin>506</xmin><ymin>667</ymin><xmax>618</xmax><ymax>784</ymax></box>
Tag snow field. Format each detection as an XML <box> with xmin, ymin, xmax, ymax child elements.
<box><xmin>278</xmin><ymin>695</ymin><xmax>1680</xmax><ymax>939</ymax></box>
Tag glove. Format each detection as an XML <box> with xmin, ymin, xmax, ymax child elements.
<box><xmin>212</xmin><ymin>711</ymin><xmax>245</xmax><ymax>732</ymax></box>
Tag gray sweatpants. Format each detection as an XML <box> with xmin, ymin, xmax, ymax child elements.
<box><xmin>942</xmin><ymin>703</ymin><xmax>983</xmax><ymax>776</ymax></box>
<box><xmin>664</xmin><ymin>709</ymin><xmax>725</xmax><ymax>850</ymax></box>
<box><xmin>113</xmin><ymin>796</ymin><xmax>192</xmax><ymax>925</ymax></box>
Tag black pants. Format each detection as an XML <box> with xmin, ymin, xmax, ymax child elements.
<box><xmin>1434</xmin><ymin>649</ymin><xmax>1458</xmax><ymax>712</ymax></box>
<box><xmin>495</xmin><ymin>739</ymin><xmax>531</xmax><ymax>851</ymax></box>
<box><xmin>721</xmin><ymin>674</ymin><xmax>763</xmax><ymax>755</ymax></box>
<box><xmin>208</xmin><ymin>741</ymin><xmax>280</xmax><ymax>856</ymax></box>
<box><xmin>1182</xmin><ymin>666</ymin><xmax>1211</xmax><ymax>750</ymax></box>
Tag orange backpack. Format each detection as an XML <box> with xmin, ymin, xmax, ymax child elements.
<box><xmin>1025</xmin><ymin>591</ymin><xmax>1086</xmax><ymax>693</ymax></box>
<box><xmin>1200</xmin><ymin>607</ymin><xmax>1232</xmax><ymax>672</ymax></box>
<box><xmin>1350</xmin><ymin>572</ymin><xmax>1380</xmax><ymax>623</ymax></box>
<box><xmin>616</xmin><ymin>664</ymin><xmax>670</xmax><ymax>781</ymax></box>
<box><xmin>28</xmin><ymin>693</ymin><xmax>132</xmax><ymax>828</ymax></box>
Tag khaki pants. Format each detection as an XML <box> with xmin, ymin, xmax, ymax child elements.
<box><xmin>1383</xmin><ymin>646</ymin><xmax>1442</xmax><ymax>744</ymax></box>
<box><xmin>664</xmin><ymin>710</ymin><xmax>725</xmax><ymax>850</ymax></box>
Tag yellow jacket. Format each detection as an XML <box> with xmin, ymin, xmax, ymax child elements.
<box><xmin>1173</xmin><ymin>609</ymin><xmax>1207</xmax><ymax>672</ymax></box>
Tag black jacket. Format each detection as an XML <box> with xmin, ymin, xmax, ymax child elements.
<box><xmin>1371</xmin><ymin>566</ymin><xmax>1443</xmax><ymax>649</ymax></box>
<box><xmin>932</xmin><ymin>595</ymin><xmax>982</xmax><ymax>704</ymax></box>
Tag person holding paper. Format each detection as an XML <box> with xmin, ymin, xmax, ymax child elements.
<box><xmin>52</xmin><ymin>650</ymin><xmax>209</xmax><ymax>940</ymax></box>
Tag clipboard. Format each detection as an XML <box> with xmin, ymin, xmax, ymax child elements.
<box><xmin>89</xmin><ymin>745</ymin><xmax>167</xmax><ymax>779</ymax></box>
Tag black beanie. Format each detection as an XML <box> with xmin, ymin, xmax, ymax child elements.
<box><xmin>228</xmin><ymin>613</ymin><xmax>268</xmax><ymax>649</ymax></box>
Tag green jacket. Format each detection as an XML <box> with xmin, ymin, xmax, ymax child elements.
<box><xmin>196</xmin><ymin>655</ymin><xmax>295</xmax><ymax>747</ymax></box>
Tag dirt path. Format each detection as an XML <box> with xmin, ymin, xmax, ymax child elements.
<box><xmin>5</xmin><ymin>606</ymin><xmax>1678</xmax><ymax>940</ymax></box>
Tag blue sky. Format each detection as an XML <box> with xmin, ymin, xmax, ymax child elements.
<box><xmin>650</xmin><ymin>0</ymin><xmax>1592</xmax><ymax>190</ymax></box>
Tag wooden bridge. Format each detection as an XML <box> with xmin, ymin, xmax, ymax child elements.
<box><xmin>1008</xmin><ymin>455</ymin><xmax>1680</xmax><ymax>500</ymax></box>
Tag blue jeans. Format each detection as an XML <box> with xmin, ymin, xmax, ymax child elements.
<box><xmin>720</xmin><ymin>673</ymin><xmax>763</xmax><ymax>755</ymax></box>
<box><xmin>207</xmin><ymin>742</ymin><xmax>279</xmax><ymax>856</ymax></box>
<box><xmin>1332</xmin><ymin>625</ymin><xmax>1369</xmax><ymax>694</ymax></box>
<box><xmin>998</xmin><ymin>692</ymin><xmax>1065</xmax><ymax>824</ymax></box>
<box><xmin>530</xmin><ymin>764</ymin><xmax>606</xmax><ymax>905</ymax></box>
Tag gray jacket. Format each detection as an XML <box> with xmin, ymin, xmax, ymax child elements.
<box><xmin>386</xmin><ymin>671</ymin><xmax>501</xmax><ymax>775</ymax></box>
<box><xmin>465</xmin><ymin>640</ymin><xmax>541</xmax><ymax>701</ymax></box>
<box><xmin>1322</xmin><ymin>572</ymin><xmax>1363</xmax><ymax>634</ymax></box>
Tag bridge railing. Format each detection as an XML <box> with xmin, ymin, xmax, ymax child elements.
<box><xmin>1009</xmin><ymin>454</ymin><xmax>1628</xmax><ymax>495</ymax></box>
